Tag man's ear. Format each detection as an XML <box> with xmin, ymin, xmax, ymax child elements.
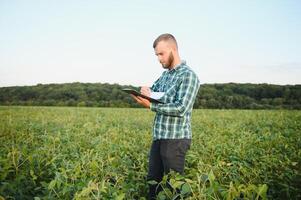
<box><xmin>171</xmin><ymin>48</ymin><xmax>176</xmax><ymax>55</ymax></box>
<box><xmin>171</xmin><ymin>44</ymin><xmax>177</xmax><ymax>52</ymax></box>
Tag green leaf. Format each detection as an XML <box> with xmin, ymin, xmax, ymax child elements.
<box><xmin>147</xmin><ymin>180</ymin><xmax>158</xmax><ymax>185</ymax></box>
<box><xmin>208</xmin><ymin>170</ymin><xmax>215</xmax><ymax>183</ymax></box>
<box><xmin>48</xmin><ymin>180</ymin><xmax>56</xmax><ymax>190</ymax></box>
<box><xmin>201</xmin><ymin>174</ymin><xmax>209</xmax><ymax>183</ymax></box>
<box><xmin>257</xmin><ymin>184</ymin><xmax>268</xmax><ymax>200</ymax></box>
<box><xmin>157</xmin><ymin>191</ymin><xmax>167</xmax><ymax>200</ymax></box>
<box><xmin>169</xmin><ymin>178</ymin><xmax>184</xmax><ymax>189</ymax></box>
<box><xmin>115</xmin><ymin>193</ymin><xmax>125</xmax><ymax>200</ymax></box>
<box><xmin>181</xmin><ymin>183</ymin><xmax>191</xmax><ymax>195</ymax></box>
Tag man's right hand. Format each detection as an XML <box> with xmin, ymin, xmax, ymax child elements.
<box><xmin>140</xmin><ymin>86</ymin><xmax>151</xmax><ymax>97</ymax></box>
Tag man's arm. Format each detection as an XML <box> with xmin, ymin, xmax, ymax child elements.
<box><xmin>150</xmin><ymin>71</ymin><xmax>199</xmax><ymax>117</ymax></box>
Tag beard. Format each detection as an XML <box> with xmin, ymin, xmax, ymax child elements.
<box><xmin>161</xmin><ymin>52</ymin><xmax>174</xmax><ymax>69</ymax></box>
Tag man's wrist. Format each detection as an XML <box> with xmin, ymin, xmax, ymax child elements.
<box><xmin>150</xmin><ymin>102</ymin><xmax>158</xmax><ymax>111</ymax></box>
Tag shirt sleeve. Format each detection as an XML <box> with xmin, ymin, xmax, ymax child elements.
<box><xmin>150</xmin><ymin>71</ymin><xmax>200</xmax><ymax>117</ymax></box>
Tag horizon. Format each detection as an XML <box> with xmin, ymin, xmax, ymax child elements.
<box><xmin>1</xmin><ymin>1</ymin><xmax>301</xmax><ymax>87</ymax></box>
<box><xmin>0</xmin><ymin>81</ymin><xmax>300</xmax><ymax>89</ymax></box>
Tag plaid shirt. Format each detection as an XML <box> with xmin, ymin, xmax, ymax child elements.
<box><xmin>150</xmin><ymin>61</ymin><xmax>200</xmax><ymax>140</ymax></box>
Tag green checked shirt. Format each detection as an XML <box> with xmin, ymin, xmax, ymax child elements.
<box><xmin>150</xmin><ymin>60</ymin><xmax>200</xmax><ymax>140</ymax></box>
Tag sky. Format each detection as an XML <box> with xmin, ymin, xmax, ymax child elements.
<box><xmin>0</xmin><ymin>0</ymin><xmax>300</xmax><ymax>87</ymax></box>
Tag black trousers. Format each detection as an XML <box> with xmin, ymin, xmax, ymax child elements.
<box><xmin>147</xmin><ymin>139</ymin><xmax>191</xmax><ymax>200</ymax></box>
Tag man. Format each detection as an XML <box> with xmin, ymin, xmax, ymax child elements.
<box><xmin>131</xmin><ymin>33</ymin><xmax>200</xmax><ymax>199</ymax></box>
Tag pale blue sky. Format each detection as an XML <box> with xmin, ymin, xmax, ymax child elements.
<box><xmin>0</xmin><ymin>0</ymin><xmax>300</xmax><ymax>87</ymax></box>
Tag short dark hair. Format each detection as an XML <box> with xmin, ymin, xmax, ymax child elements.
<box><xmin>153</xmin><ymin>33</ymin><xmax>178</xmax><ymax>49</ymax></box>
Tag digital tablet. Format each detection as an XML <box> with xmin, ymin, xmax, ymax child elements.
<box><xmin>122</xmin><ymin>88</ymin><xmax>164</xmax><ymax>103</ymax></box>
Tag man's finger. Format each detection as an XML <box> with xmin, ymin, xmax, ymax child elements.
<box><xmin>139</xmin><ymin>96</ymin><xmax>149</xmax><ymax>101</ymax></box>
<box><xmin>131</xmin><ymin>94</ymin><xmax>139</xmax><ymax>102</ymax></box>
<box><xmin>136</xmin><ymin>96</ymin><xmax>145</xmax><ymax>102</ymax></box>
<box><xmin>131</xmin><ymin>95</ymin><xmax>143</xmax><ymax>103</ymax></box>
<box><xmin>141</xmin><ymin>87</ymin><xmax>151</xmax><ymax>96</ymax></box>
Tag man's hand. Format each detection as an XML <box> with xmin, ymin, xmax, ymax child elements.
<box><xmin>131</xmin><ymin>94</ymin><xmax>151</xmax><ymax>109</ymax></box>
<box><xmin>140</xmin><ymin>86</ymin><xmax>151</xmax><ymax>97</ymax></box>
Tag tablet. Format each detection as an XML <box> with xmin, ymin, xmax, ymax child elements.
<box><xmin>122</xmin><ymin>88</ymin><xmax>164</xmax><ymax>103</ymax></box>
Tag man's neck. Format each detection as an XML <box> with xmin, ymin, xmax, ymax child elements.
<box><xmin>169</xmin><ymin>57</ymin><xmax>181</xmax><ymax>70</ymax></box>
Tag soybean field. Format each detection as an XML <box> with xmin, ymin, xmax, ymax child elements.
<box><xmin>0</xmin><ymin>106</ymin><xmax>300</xmax><ymax>199</ymax></box>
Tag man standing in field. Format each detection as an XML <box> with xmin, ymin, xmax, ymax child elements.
<box><xmin>131</xmin><ymin>33</ymin><xmax>200</xmax><ymax>199</ymax></box>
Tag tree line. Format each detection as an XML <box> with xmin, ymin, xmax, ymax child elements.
<box><xmin>0</xmin><ymin>82</ymin><xmax>300</xmax><ymax>109</ymax></box>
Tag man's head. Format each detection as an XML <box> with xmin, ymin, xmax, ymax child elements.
<box><xmin>153</xmin><ymin>33</ymin><xmax>180</xmax><ymax>69</ymax></box>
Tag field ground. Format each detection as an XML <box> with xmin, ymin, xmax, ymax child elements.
<box><xmin>0</xmin><ymin>106</ymin><xmax>300</xmax><ymax>199</ymax></box>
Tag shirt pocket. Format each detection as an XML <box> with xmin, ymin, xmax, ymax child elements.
<box><xmin>161</xmin><ymin>78</ymin><xmax>182</xmax><ymax>103</ymax></box>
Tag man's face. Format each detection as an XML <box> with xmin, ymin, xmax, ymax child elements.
<box><xmin>154</xmin><ymin>41</ymin><xmax>174</xmax><ymax>69</ymax></box>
